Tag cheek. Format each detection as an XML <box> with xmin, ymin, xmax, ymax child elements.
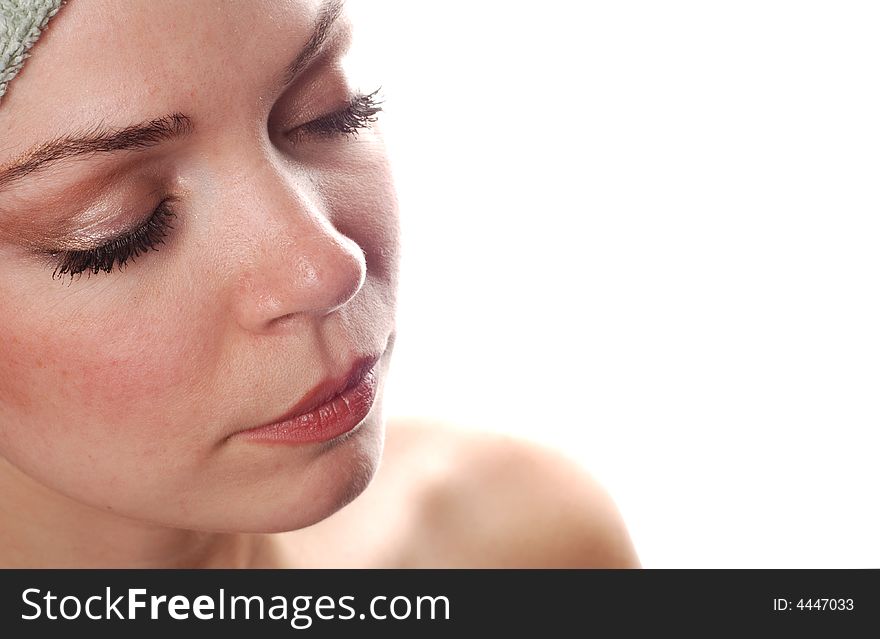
<box><xmin>329</xmin><ymin>143</ymin><xmax>401</xmax><ymax>287</ymax></box>
<box><xmin>0</xmin><ymin>283</ymin><xmax>215</xmax><ymax>450</ymax></box>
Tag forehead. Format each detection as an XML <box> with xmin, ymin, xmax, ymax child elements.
<box><xmin>0</xmin><ymin>0</ymin><xmax>327</xmax><ymax>157</ymax></box>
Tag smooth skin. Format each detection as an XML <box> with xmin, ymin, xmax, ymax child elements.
<box><xmin>0</xmin><ymin>0</ymin><xmax>639</xmax><ymax>568</ymax></box>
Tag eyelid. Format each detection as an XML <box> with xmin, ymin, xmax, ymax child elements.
<box><xmin>286</xmin><ymin>89</ymin><xmax>383</xmax><ymax>142</ymax></box>
<box><xmin>48</xmin><ymin>199</ymin><xmax>177</xmax><ymax>280</ymax></box>
<box><xmin>44</xmin><ymin>192</ymin><xmax>165</xmax><ymax>251</ymax></box>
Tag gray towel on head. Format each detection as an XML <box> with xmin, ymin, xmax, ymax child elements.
<box><xmin>0</xmin><ymin>0</ymin><xmax>65</xmax><ymax>104</ymax></box>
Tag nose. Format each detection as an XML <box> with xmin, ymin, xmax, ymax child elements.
<box><xmin>230</xmin><ymin>188</ymin><xmax>367</xmax><ymax>333</ymax></box>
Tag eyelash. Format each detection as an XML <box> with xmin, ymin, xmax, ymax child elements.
<box><xmin>50</xmin><ymin>90</ymin><xmax>383</xmax><ymax>281</ymax></box>
<box><xmin>289</xmin><ymin>88</ymin><xmax>384</xmax><ymax>142</ymax></box>
<box><xmin>51</xmin><ymin>202</ymin><xmax>176</xmax><ymax>281</ymax></box>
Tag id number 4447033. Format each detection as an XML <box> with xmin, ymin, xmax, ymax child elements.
<box><xmin>773</xmin><ymin>598</ymin><xmax>854</xmax><ymax>611</ymax></box>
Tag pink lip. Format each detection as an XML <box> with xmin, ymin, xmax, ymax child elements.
<box><xmin>233</xmin><ymin>355</ymin><xmax>381</xmax><ymax>445</ymax></box>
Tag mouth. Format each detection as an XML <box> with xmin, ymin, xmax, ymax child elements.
<box><xmin>231</xmin><ymin>354</ymin><xmax>382</xmax><ymax>445</ymax></box>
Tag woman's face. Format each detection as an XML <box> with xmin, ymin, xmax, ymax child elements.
<box><xmin>0</xmin><ymin>0</ymin><xmax>399</xmax><ymax>532</ymax></box>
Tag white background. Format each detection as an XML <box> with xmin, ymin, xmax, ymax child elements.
<box><xmin>348</xmin><ymin>0</ymin><xmax>880</xmax><ymax>567</ymax></box>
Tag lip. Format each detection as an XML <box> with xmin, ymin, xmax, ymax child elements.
<box><xmin>233</xmin><ymin>354</ymin><xmax>381</xmax><ymax>445</ymax></box>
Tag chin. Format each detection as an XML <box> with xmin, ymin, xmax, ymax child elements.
<box><xmin>192</xmin><ymin>411</ymin><xmax>386</xmax><ymax>535</ymax></box>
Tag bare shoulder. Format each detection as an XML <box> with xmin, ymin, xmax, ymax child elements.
<box><xmin>380</xmin><ymin>416</ymin><xmax>641</xmax><ymax>568</ymax></box>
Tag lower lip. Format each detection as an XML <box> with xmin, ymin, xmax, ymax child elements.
<box><xmin>235</xmin><ymin>365</ymin><xmax>379</xmax><ymax>445</ymax></box>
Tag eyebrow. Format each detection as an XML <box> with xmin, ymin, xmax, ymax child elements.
<box><xmin>0</xmin><ymin>0</ymin><xmax>346</xmax><ymax>192</ymax></box>
<box><xmin>0</xmin><ymin>113</ymin><xmax>193</xmax><ymax>190</ymax></box>
<box><xmin>280</xmin><ymin>0</ymin><xmax>346</xmax><ymax>87</ymax></box>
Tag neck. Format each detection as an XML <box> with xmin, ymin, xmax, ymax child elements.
<box><xmin>0</xmin><ymin>457</ymin><xmax>289</xmax><ymax>568</ymax></box>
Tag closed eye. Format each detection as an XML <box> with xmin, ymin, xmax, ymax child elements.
<box><xmin>50</xmin><ymin>200</ymin><xmax>177</xmax><ymax>281</ymax></box>
<box><xmin>288</xmin><ymin>88</ymin><xmax>383</xmax><ymax>143</ymax></box>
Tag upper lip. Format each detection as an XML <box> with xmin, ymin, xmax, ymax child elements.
<box><xmin>251</xmin><ymin>354</ymin><xmax>380</xmax><ymax>430</ymax></box>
